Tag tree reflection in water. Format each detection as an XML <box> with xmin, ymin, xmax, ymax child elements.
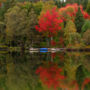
<box><xmin>0</xmin><ymin>52</ymin><xmax>89</xmax><ymax>90</ymax></box>
<box><xmin>36</xmin><ymin>52</ymin><xmax>90</xmax><ymax>90</ymax></box>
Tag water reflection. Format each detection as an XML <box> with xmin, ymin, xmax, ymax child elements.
<box><xmin>0</xmin><ymin>52</ymin><xmax>89</xmax><ymax>90</ymax></box>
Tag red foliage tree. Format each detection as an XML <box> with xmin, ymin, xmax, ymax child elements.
<box><xmin>59</xmin><ymin>3</ymin><xmax>90</xmax><ymax>20</ymax></box>
<box><xmin>51</xmin><ymin>53</ymin><xmax>56</xmax><ymax>59</ymax></box>
<box><xmin>35</xmin><ymin>7</ymin><xmax>63</xmax><ymax>37</ymax></box>
<box><xmin>36</xmin><ymin>62</ymin><xmax>65</xmax><ymax>89</ymax></box>
<box><xmin>81</xmin><ymin>78</ymin><xmax>90</xmax><ymax>90</ymax></box>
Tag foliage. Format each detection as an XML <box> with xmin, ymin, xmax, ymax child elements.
<box><xmin>35</xmin><ymin>7</ymin><xmax>63</xmax><ymax>37</ymax></box>
<box><xmin>64</xmin><ymin>20</ymin><xmax>83</xmax><ymax>48</ymax></box>
<box><xmin>82</xmin><ymin>20</ymin><xmax>90</xmax><ymax>33</ymax></box>
<box><xmin>33</xmin><ymin>1</ymin><xmax>43</xmax><ymax>15</ymax></box>
<box><xmin>0</xmin><ymin>0</ymin><xmax>90</xmax><ymax>48</ymax></box>
<box><xmin>5</xmin><ymin>5</ymin><xmax>27</xmax><ymax>46</ymax></box>
<box><xmin>83</xmin><ymin>29</ymin><xmax>90</xmax><ymax>46</ymax></box>
<box><xmin>36</xmin><ymin>62</ymin><xmax>65</xmax><ymax>89</ymax></box>
<box><xmin>86</xmin><ymin>1</ymin><xmax>90</xmax><ymax>14</ymax></box>
<box><xmin>75</xmin><ymin>7</ymin><xmax>85</xmax><ymax>33</ymax></box>
<box><xmin>39</xmin><ymin>0</ymin><xmax>56</xmax><ymax>18</ymax></box>
<box><xmin>76</xmin><ymin>65</ymin><xmax>86</xmax><ymax>89</ymax></box>
<box><xmin>64</xmin><ymin>20</ymin><xmax>76</xmax><ymax>46</ymax></box>
<box><xmin>66</xmin><ymin>0</ymin><xmax>88</xmax><ymax>10</ymax></box>
<box><xmin>59</xmin><ymin>3</ymin><xmax>90</xmax><ymax>21</ymax></box>
<box><xmin>81</xmin><ymin>78</ymin><xmax>90</xmax><ymax>90</ymax></box>
<box><xmin>82</xmin><ymin>0</ymin><xmax>88</xmax><ymax>10</ymax></box>
<box><xmin>54</xmin><ymin>0</ymin><xmax>66</xmax><ymax>8</ymax></box>
<box><xmin>5</xmin><ymin>5</ymin><xmax>41</xmax><ymax>48</ymax></box>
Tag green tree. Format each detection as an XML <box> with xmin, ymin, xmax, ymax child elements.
<box><xmin>64</xmin><ymin>20</ymin><xmax>83</xmax><ymax>48</ymax></box>
<box><xmin>64</xmin><ymin>20</ymin><xmax>76</xmax><ymax>46</ymax></box>
<box><xmin>82</xmin><ymin>20</ymin><xmax>90</xmax><ymax>34</ymax></box>
<box><xmin>75</xmin><ymin>7</ymin><xmax>85</xmax><ymax>33</ymax></box>
<box><xmin>54</xmin><ymin>0</ymin><xmax>66</xmax><ymax>8</ymax></box>
<box><xmin>33</xmin><ymin>1</ymin><xmax>43</xmax><ymax>15</ymax></box>
<box><xmin>5</xmin><ymin>4</ymin><xmax>43</xmax><ymax>48</ymax></box>
<box><xmin>86</xmin><ymin>1</ymin><xmax>90</xmax><ymax>14</ymax></box>
<box><xmin>5</xmin><ymin>5</ymin><xmax>28</xmax><ymax>48</ymax></box>
<box><xmin>25</xmin><ymin>9</ymin><xmax>43</xmax><ymax>48</ymax></box>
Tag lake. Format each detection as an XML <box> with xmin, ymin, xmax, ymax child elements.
<box><xmin>0</xmin><ymin>51</ymin><xmax>90</xmax><ymax>90</ymax></box>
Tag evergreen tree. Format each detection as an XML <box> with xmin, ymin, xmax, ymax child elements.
<box><xmin>75</xmin><ymin>7</ymin><xmax>85</xmax><ymax>33</ymax></box>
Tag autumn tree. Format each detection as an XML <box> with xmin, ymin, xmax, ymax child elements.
<box><xmin>64</xmin><ymin>20</ymin><xmax>76</xmax><ymax>46</ymax></box>
<box><xmin>39</xmin><ymin>0</ymin><xmax>56</xmax><ymax>17</ymax></box>
<box><xmin>75</xmin><ymin>7</ymin><xmax>85</xmax><ymax>33</ymax></box>
<box><xmin>5</xmin><ymin>5</ymin><xmax>28</xmax><ymax>48</ymax></box>
<box><xmin>25</xmin><ymin>9</ymin><xmax>43</xmax><ymax>48</ymax></box>
<box><xmin>35</xmin><ymin>8</ymin><xmax>63</xmax><ymax>47</ymax></box>
<box><xmin>66</xmin><ymin>0</ymin><xmax>88</xmax><ymax>10</ymax></box>
<box><xmin>36</xmin><ymin>62</ymin><xmax>65</xmax><ymax>89</ymax></box>
<box><xmin>64</xmin><ymin>20</ymin><xmax>83</xmax><ymax>47</ymax></box>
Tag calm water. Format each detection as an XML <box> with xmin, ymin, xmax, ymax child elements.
<box><xmin>0</xmin><ymin>51</ymin><xmax>90</xmax><ymax>90</ymax></box>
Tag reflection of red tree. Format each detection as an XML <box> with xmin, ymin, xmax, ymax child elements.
<box><xmin>58</xmin><ymin>53</ymin><xmax>64</xmax><ymax>61</ymax></box>
<box><xmin>51</xmin><ymin>53</ymin><xmax>65</xmax><ymax>62</ymax></box>
<box><xmin>71</xmin><ymin>80</ymin><xmax>79</xmax><ymax>90</ymax></box>
<box><xmin>51</xmin><ymin>53</ymin><xmax>56</xmax><ymax>59</ymax></box>
<box><xmin>59</xmin><ymin>37</ymin><xmax>64</xmax><ymax>47</ymax></box>
<box><xmin>36</xmin><ymin>62</ymin><xmax>65</xmax><ymax>89</ymax></box>
<box><xmin>51</xmin><ymin>40</ymin><xmax>56</xmax><ymax>46</ymax></box>
<box><xmin>81</xmin><ymin>78</ymin><xmax>90</xmax><ymax>90</ymax></box>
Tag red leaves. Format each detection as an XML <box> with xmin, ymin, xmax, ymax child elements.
<box><xmin>35</xmin><ymin>7</ymin><xmax>63</xmax><ymax>37</ymax></box>
<box><xmin>81</xmin><ymin>78</ymin><xmax>90</xmax><ymax>90</ymax></box>
<box><xmin>51</xmin><ymin>40</ymin><xmax>56</xmax><ymax>46</ymax></box>
<box><xmin>71</xmin><ymin>80</ymin><xmax>79</xmax><ymax>90</ymax></box>
<box><xmin>59</xmin><ymin>3</ymin><xmax>90</xmax><ymax>20</ymax></box>
<box><xmin>51</xmin><ymin>53</ymin><xmax>56</xmax><ymax>59</ymax></box>
<box><xmin>82</xmin><ymin>12</ymin><xmax>90</xmax><ymax>19</ymax></box>
<box><xmin>36</xmin><ymin>62</ymin><xmax>65</xmax><ymax>89</ymax></box>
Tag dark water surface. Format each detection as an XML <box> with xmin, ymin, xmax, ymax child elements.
<box><xmin>0</xmin><ymin>51</ymin><xmax>90</xmax><ymax>90</ymax></box>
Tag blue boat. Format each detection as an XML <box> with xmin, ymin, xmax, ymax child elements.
<box><xmin>40</xmin><ymin>48</ymin><xmax>48</xmax><ymax>52</ymax></box>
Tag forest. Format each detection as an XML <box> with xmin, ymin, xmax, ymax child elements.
<box><xmin>0</xmin><ymin>0</ymin><xmax>90</xmax><ymax>50</ymax></box>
